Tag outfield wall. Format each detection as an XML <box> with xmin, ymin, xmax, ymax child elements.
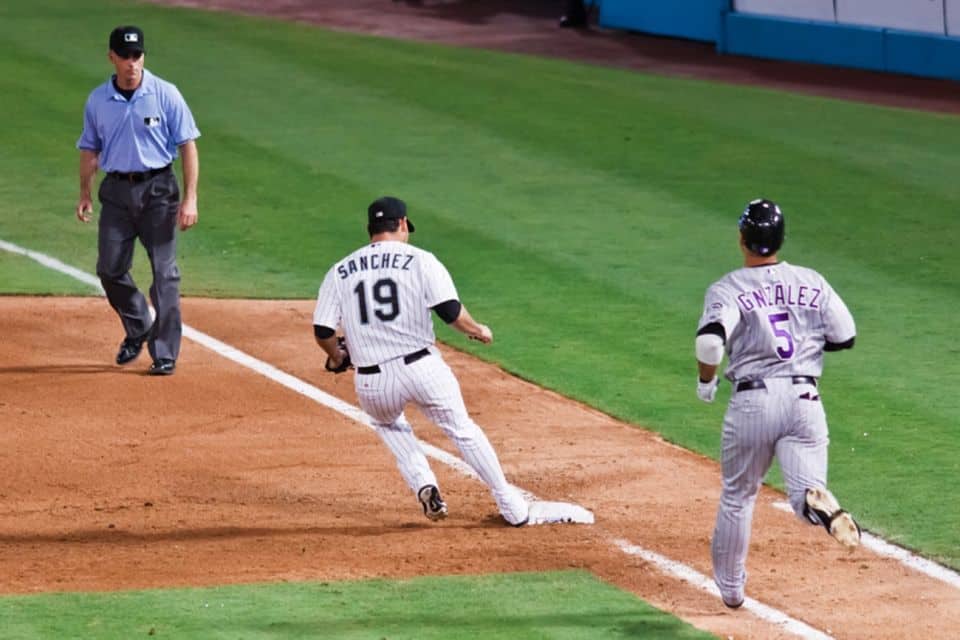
<box><xmin>598</xmin><ymin>0</ymin><xmax>960</xmax><ymax>82</ymax></box>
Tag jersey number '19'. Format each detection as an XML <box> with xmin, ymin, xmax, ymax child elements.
<box><xmin>354</xmin><ymin>278</ymin><xmax>400</xmax><ymax>324</ymax></box>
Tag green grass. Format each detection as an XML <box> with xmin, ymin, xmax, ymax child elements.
<box><xmin>0</xmin><ymin>251</ymin><xmax>96</xmax><ymax>295</ymax></box>
<box><xmin>0</xmin><ymin>0</ymin><xmax>958</xmax><ymax>573</ymax></box>
<box><xmin>0</xmin><ymin>571</ymin><xmax>716</xmax><ymax>639</ymax></box>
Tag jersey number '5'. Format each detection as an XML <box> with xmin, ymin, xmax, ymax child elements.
<box><xmin>354</xmin><ymin>278</ymin><xmax>400</xmax><ymax>323</ymax></box>
<box><xmin>767</xmin><ymin>312</ymin><xmax>795</xmax><ymax>360</ymax></box>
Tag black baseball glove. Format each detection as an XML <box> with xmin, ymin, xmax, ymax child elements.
<box><xmin>325</xmin><ymin>336</ymin><xmax>353</xmax><ymax>374</ymax></box>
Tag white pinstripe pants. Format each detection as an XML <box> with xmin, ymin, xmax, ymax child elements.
<box><xmin>711</xmin><ymin>378</ymin><xmax>828</xmax><ymax>602</ymax></box>
<box><xmin>354</xmin><ymin>348</ymin><xmax>528</xmax><ymax>525</ymax></box>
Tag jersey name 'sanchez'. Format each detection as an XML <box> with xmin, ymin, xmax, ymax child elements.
<box><xmin>336</xmin><ymin>252</ymin><xmax>414</xmax><ymax>279</ymax></box>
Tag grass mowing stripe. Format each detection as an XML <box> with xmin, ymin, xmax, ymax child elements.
<box><xmin>0</xmin><ymin>0</ymin><xmax>957</xmax><ymax>568</ymax></box>
<box><xmin>0</xmin><ymin>571</ymin><xmax>717</xmax><ymax>640</ymax></box>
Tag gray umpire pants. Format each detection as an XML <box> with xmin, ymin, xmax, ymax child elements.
<box><xmin>96</xmin><ymin>168</ymin><xmax>181</xmax><ymax>362</ymax></box>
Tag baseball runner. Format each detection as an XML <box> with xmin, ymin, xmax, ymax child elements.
<box><xmin>312</xmin><ymin>196</ymin><xmax>533</xmax><ymax>525</ymax></box>
<box><xmin>695</xmin><ymin>198</ymin><xmax>861</xmax><ymax>608</ymax></box>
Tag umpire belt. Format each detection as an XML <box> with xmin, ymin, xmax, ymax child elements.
<box><xmin>357</xmin><ymin>348</ymin><xmax>431</xmax><ymax>375</ymax></box>
<box><xmin>108</xmin><ymin>164</ymin><xmax>172</xmax><ymax>183</ymax></box>
<box><xmin>735</xmin><ymin>376</ymin><xmax>817</xmax><ymax>392</ymax></box>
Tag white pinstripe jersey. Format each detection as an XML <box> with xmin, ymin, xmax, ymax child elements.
<box><xmin>697</xmin><ymin>261</ymin><xmax>856</xmax><ymax>382</ymax></box>
<box><xmin>313</xmin><ymin>240</ymin><xmax>458</xmax><ymax>367</ymax></box>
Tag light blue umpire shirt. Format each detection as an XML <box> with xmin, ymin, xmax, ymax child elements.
<box><xmin>77</xmin><ymin>69</ymin><xmax>200</xmax><ymax>173</ymax></box>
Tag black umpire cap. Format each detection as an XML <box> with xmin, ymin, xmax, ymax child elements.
<box><xmin>110</xmin><ymin>26</ymin><xmax>145</xmax><ymax>56</ymax></box>
<box><xmin>368</xmin><ymin>196</ymin><xmax>415</xmax><ymax>232</ymax></box>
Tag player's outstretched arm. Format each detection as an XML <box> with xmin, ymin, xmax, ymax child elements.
<box><xmin>450</xmin><ymin>305</ymin><xmax>493</xmax><ymax>344</ymax></box>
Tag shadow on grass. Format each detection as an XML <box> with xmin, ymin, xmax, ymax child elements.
<box><xmin>232</xmin><ymin>610</ymin><xmax>702</xmax><ymax>639</ymax></box>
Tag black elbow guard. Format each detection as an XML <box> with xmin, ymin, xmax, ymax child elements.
<box><xmin>696</xmin><ymin>322</ymin><xmax>727</xmax><ymax>342</ymax></box>
<box><xmin>432</xmin><ymin>299</ymin><xmax>462</xmax><ymax>324</ymax></box>
<box><xmin>824</xmin><ymin>336</ymin><xmax>855</xmax><ymax>352</ymax></box>
<box><xmin>314</xmin><ymin>325</ymin><xmax>335</xmax><ymax>340</ymax></box>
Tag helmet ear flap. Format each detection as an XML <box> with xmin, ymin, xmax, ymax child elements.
<box><xmin>738</xmin><ymin>198</ymin><xmax>784</xmax><ymax>256</ymax></box>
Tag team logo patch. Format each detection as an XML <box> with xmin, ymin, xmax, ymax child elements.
<box><xmin>124</xmin><ymin>33</ymin><xmax>139</xmax><ymax>43</ymax></box>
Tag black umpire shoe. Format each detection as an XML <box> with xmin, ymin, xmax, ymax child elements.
<box><xmin>115</xmin><ymin>329</ymin><xmax>151</xmax><ymax>365</ymax></box>
<box><xmin>148</xmin><ymin>358</ymin><xmax>176</xmax><ymax>376</ymax></box>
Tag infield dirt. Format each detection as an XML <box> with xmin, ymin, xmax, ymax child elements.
<box><xmin>1</xmin><ymin>297</ymin><xmax>957</xmax><ymax>639</ymax></box>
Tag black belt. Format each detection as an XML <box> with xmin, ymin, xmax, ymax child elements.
<box><xmin>736</xmin><ymin>376</ymin><xmax>817</xmax><ymax>392</ymax></box>
<box><xmin>357</xmin><ymin>348</ymin><xmax>431</xmax><ymax>375</ymax></box>
<box><xmin>108</xmin><ymin>164</ymin><xmax>172</xmax><ymax>183</ymax></box>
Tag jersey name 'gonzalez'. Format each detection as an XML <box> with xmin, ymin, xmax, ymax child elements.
<box><xmin>336</xmin><ymin>252</ymin><xmax>414</xmax><ymax>279</ymax></box>
<box><xmin>735</xmin><ymin>282</ymin><xmax>822</xmax><ymax>312</ymax></box>
<box><xmin>699</xmin><ymin>261</ymin><xmax>855</xmax><ymax>382</ymax></box>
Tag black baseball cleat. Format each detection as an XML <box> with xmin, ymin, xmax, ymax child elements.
<box><xmin>148</xmin><ymin>358</ymin><xmax>176</xmax><ymax>376</ymax></box>
<box><xmin>722</xmin><ymin>597</ymin><xmax>744</xmax><ymax>610</ymax></box>
<box><xmin>417</xmin><ymin>484</ymin><xmax>448</xmax><ymax>522</ymax></box>
<box><xmin>115</xmin><ymin>329</ymin><xmax>151</xmax><ymax>365</ymax></box>
<box><xmin>804</xmin><ymin>487</ymin><xmax>861</xmax><ymax>549</ymax></box>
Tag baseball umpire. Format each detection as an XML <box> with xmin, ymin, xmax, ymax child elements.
<box><xmin>75</xmin><ymin>25</ymin><xmax>200</xmax><ymax>376</ymax></box>
<box><xmin>313</xmin><ymin>196</ymin><xmax>531</xmax><ymax>526</ymax></box>
<box><xmin>695</xmin><ymin>198</ymin><xmax>861</xmax><ymax>609</ymax></box>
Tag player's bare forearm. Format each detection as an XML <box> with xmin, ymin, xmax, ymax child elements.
<box><xmin>451</xmin><ymin>305</ymin><xmax>493</xmax><ymax>344</ymax></box>
<box><xmin>316</xmin><ymin>335</ymin><xmax>343</xmax><ymax>363</ymax></box>
<box><xmin>695</xmin><ymin>360</ymin><xmax>720</xmax><ymax>402</ymax></box>
<box><xmin>177</xmin><ymin>140</ymin><xmax>199</xmax><ymax>230</ymax></box>
<box><xmin>76</xmin><ymin>150</ymin><xmax>99</xmax><ymax>223</ymax></box>
<box><xmin>698</xmin><ymin>361</ymin><xmax>718</xmax><ymax>383</ymax></box>
<box><xmin>78</xmin><ymin>150</ymin><xmax>98</xmax><ymax>197</ymax></box>
<box><xmin>178</xmin><ymin>140</ymin><xmax>199</xmax><ymax>202</ymax></box>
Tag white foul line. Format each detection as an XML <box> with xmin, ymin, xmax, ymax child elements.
<box><xmin>6</xmin><ymin>238</ymin><xmax>958</xmax><ymax>636</ymax></box>
<box><xmin>613</xmin><ymin>539</ymin><xmax>834</xmax><ymax>640</ymax></box>
<box><xmin>0</xmin><ymin>239</ymin><xmax>104</xmax><ymax>291</ymax></box>
<box><xmin>772</xmin><ymin>501</ymin><xmax>960</xmax><ymax>590</ymax></box>
<box><xmin>182</xmin><ymin>325</ymin><xmax>486</xmax><ymax>483</ymax></box>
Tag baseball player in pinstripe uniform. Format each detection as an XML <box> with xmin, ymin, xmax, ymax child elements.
<box><xmin>695</xmin><ymin>199</ymin><xmax>861</xmax><ymax>608</ymax></box>
<box><xmin>313</xmin><ymin>196</ymin><xmax>530</xmax><ymax>525</ymax></box>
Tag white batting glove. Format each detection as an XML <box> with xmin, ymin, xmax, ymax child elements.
<box><xmin>697</xmin><ymin>376</ymin><xmax>718</xmax><ymax>403</ymax></box>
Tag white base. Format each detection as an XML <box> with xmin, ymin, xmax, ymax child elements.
<box><xmin>526</xmin><ymin>500</ymin><xmax>595</xmax><ymax>525</ymax></box>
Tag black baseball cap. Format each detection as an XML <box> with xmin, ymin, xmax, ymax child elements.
<box><xmin>109</xmin><ymin>26</ymin><xmax>145</xmax><ymax>56</ymax></box>
<box><xmin>367</xmin><ymin>196</ymin><xmax>415</xmax><ymax>232</ymax></box>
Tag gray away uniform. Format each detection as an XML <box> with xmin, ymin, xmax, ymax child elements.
<box><xmin>697</xmin><ymin>260</ymin><xmax>856</xmax><ymax>604</ymax></box>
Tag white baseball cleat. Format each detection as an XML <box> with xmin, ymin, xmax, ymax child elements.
<box><xmin>417</xmin><ymin>485</ymin><xmax>448</xmax><ymax>522</ymax></box>
<box><xmin>804</xmin><ymin>487</ymin><xmax>861</xmax><ymax>549</ymax></box>
<box><xmin>525</xmin><ymin>500</ymin><xmax>595</xmax><ymax>526</ymax></box>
